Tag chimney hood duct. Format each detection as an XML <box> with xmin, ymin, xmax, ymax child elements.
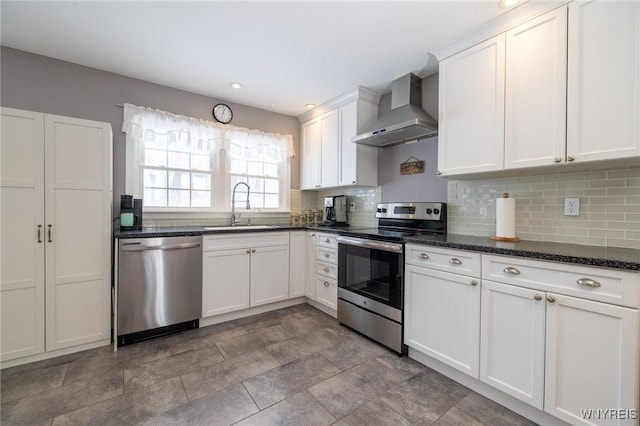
<box><xmin>352</xmin><ymin>73</ymin><xmax>437</xmax><ymax>148</ymax></box>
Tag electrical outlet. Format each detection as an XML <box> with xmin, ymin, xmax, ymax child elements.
<box><xmin>349</xmin><ymin>203</ymin><xmax>356</xmax><ymax>213</ymax></box>
<box><xmin>564</xmin><ymin>198</ymin><xmax>580</xmax><ymax>216</ymax></box>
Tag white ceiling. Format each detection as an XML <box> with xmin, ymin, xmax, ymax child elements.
<box><xmin>2</xmin><ymin>1</ymin><xmax>515</xmax><ymax>116</ymax></box>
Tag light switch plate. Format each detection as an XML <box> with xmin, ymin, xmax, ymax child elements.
<box><xmin>564</xmin><ymin>198</ymin><xmax>580</xmax><ymax>216</ymax></box>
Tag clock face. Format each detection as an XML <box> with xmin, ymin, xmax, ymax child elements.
<box><xmin>213</xmin><ymin>103</ymin><xmax>233</xmax><ymax>124</ymax></box>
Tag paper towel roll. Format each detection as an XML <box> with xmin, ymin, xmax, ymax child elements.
<box><xmin>495</xmin><ymin>195</ymin><xmax>516</xmax><ymax>238</ymax></box>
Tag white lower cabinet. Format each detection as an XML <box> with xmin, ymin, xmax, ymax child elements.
<box><xmin>203</xmin><ymin>248</ymin><xmax>251</xmax><ymax>316</ymax></box>
<box><xmin>480</xmin><ymin>280</ymin><xmax>545</xmax><ymax>408</ymax></box>
<box><xmin>480</xmin><ymin>254</ymin><xmax>639</xmax><ymax>426</ymax></box>
<box><xmin>202</xmin><ymin>232</ymin><xmax>289</xmax><ymax>318</ymax></box>
<box><xmin>313</xmin><ymin>233</ymin><xmax>338</xmax><ymax>311</ymax></box>
<box><xmin>1</xmin><ymin>108</ymin><xmax>112</xmax><ymax>365</ymax></box>
<box><xmin>288</xmin><ymin>231</ymin><xmax>306</xmax><ymax>298</ymax></box>
<box><xmin>404</xmin><ymin>245</ymin><xmax>481</xmax><ymax>378</ymax></box>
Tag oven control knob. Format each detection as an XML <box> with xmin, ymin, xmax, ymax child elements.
<box><xmin>425</xmin><ymin>208</ymin><xmax>433</xmax><ymax>214</ymax></box>
<box><xmin>433</xmin><ymin>208</ymin><xmax>440</xmax><ymax>215</ymax></box>
<box><xmin>377</xmin><ymin>208</ymin><xmax>382</xmax><ymax>213</ymax></box>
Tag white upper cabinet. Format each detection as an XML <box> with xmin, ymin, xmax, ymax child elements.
<box><xmin>300</xmin><ymin>88</ymin><xmax>379</xmax><ymax>190</ymax></box>
<box><xmin>505</xmin><ymin>7</ymin><xmax>567</xmax><ymax>169</ymax></box>
<box><xmin>438</xmin><ymin>34</ymin><xmax>506</xmax><ymax>176</ymax></box>
<box><xmin>567</xmin><ymin>0</ymin><xmax>640</xmax><ymax>163</ymax></box>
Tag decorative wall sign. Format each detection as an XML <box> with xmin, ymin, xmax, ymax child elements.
<box><xmin>400</xmin><ymin>156</ymin><xmax>424</xmax><ymax>175</ymax></box>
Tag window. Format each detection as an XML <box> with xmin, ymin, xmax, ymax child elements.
<box><xmin>123</xmin><ymin>104</ymin><xmax>293</xmax><ymax>213</ymax></box>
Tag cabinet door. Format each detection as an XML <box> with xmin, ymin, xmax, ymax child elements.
<box><xmin>339</xmin><ymin>100</ymin><xmax>358</xmax><ymax>186</ymax></box>
<box><xmin>320</xmin><ymin>110</ymin><xmax>339</xmax><ymax>188</ymax></box>
<box><xmin>544</xmin><ymin>293</ymin><xmax>639</xmax><ymax>425</ymax></box>
<box><xmin>305</xmin><ymin>232</ymin><xmax>317</xmax><ymax>299</ymax></box>
<box><xmin>438</xmin><ymin>34</ymin><xmax>505</xmax><ymax>176</ymax></box>
<box><xmin>404</xmin><ymin>265</ymin><xmax>480</xmax><ymax>378</ymax></box>
<box><xmin>44</xmin><ymin>114</ymin><xmax>112</xmax><ymax>351</ymax></box>
<box><xmin>480</xmin><ymin>280</ymin><xmax>546</xmax><ymax>409</ymax></box>
<box><xmin>301</xmin><ymin>119</ymin><xmax>320</xmax><ymax>190</ymax></box>
<box><xmin>505</xmin><ymin>7</ymin><xmax>567</xmax><ymax>169</ymax></box>
<box><xmin>567</xmin><ymin>0</ymin><xmax>640</xmax><ymax>163</ymax></box>
<box><xmin>0</xmin><ymin>108</ymin><xmax>45</xmax><ymax>361</ymax></box>
<box><xmin>250</xmin><ymin>245</ymin><xmax>290</xmax><ymax>307</ymax></box>
<box><xmin>203</xmin><ymin>248</ymin><xmax>250</xmax><ymax>316</ymax></box>
<box><xmin>288</xmin><ymin>232</ymin><xmax>306</xmax><ymax>298</ymax></box>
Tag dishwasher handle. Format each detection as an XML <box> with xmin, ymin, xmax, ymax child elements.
<box><xmin>121</xmin><ymin>242</ymin><xmax>201</xmax><ymax>251</ymax></box>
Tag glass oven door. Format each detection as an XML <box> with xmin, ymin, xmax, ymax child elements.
<box><xmin>336</xmin><ymin>236</ymin><xmax>403</xmax><ymax>311</ymax></box>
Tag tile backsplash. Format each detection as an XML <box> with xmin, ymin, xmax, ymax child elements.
<box><xmin>447</xmin><ymin>165</ymin><xmax>639</xmax><ymax>249</ymax></box>
<box><xmin>300</xmin><ymin>187</ymin><xmax>382</xmax><ymax>228</ymax></box>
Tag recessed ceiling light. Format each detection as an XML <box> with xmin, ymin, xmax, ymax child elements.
<box><xmin>305</xmin><ymin>103</ymin><xmax>316</xmax><ymax>109</ymax></box>
<box><xmin>230</xmin><ymin>82</ymin><xmax>243</xmax><ymax>89</ymax></box>
<box><xmin>498</xmin><ymin>0</ymin><xmax>527</xmax><ymax>9</ymax></box>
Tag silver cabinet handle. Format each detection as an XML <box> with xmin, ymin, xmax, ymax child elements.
<box><xmin>37</xmin><ymin>225</ymin><xmax>42</xmax><ymax>243</ymax></box>
<box><xmin>251</xmin><ymin>248</ymin><xmax>256</xmax><ymax>253</ymax></box>
<box><xmin>449</xmin><ymin>258</ymin><xmax>462</xmax><ymax>265</ymax></box>
<box><xmin>323</xmin><ymin>267</ymin><xmax>330</xmax><ymax>272</ymax></box>
<box><xmin>554</xmin><ymin>157</ymin><xmax>562</xmax><ymax>163</ymax></box>
<box><xmin>323</xmin><ymin>253</ymin><xmax>330</xmax><ymax>258</ymax></box>
<box><xmin>437</xmin><ymin>171</ymin><xmax>442</xmax><ymax>176</ymax></box>
<box><xmin>310</xmin><ymin>233</ymin><xmax>316</xmax><ymax>237</ymax></box>
<box><xmin>246</xmin><ymin>249</ymin><xmax>251</xmax><ymax>253</ymax></box>
<box><xmin>547</xmin><ymin>295</ymin><xmax>556</xmax><ymax>303</ymax></box>
<box><xmin>471</xmin><ymin>280</ymin><xmax>478</xmax><ymax>286</ymax></box>
<box><xmin>418</xmin><ymin>253</ymin><xmax>429</xmax><ymax>260</ymax></box>
<box><xmin>577</xmin><ymin>278</ymin><xmax>601</xmax><ymax>288</ymax></box>
<box><xmin>534</xmin><ymin>294</ymin><xmax>543</xmax><ymax>301</ymax></box>
<box><xmin>325</xmin><ymin>238</ymin><xmax>330</xmax><ymax>243</ymax></box>
<box><xmin>323</xmin><ymin>281</ymin><xmax>330</xmax><ymax>287</ymax></box>
<box><xmin>567</xmin><ymin>155</ymin><xmax>575</xmax><ymax>162</ymax></box>
<box><xmin>503</xmin><ymin>267</ymin><xmax>520</xmax><ymax>275</ymax></box>
<box><xmin>47</xmin><ymin>224</ymin><xmax>53</xmax><ymax>243</ymax></box>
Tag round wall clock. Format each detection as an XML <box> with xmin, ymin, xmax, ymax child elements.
<box><xmin>213</xmin><ymin>103</ymin><xmax>233</xmax><ymax>124</ymax></box>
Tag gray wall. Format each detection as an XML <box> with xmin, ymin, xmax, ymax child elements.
<box><xmin>0</xmin><ymin>47</ymin><xmax>301</xmax><ymax>213</ymax></box>
<box><xmin>377</xmin><ymin>73</ymin><xmax>448</xmax><ymax>202</ymax></box>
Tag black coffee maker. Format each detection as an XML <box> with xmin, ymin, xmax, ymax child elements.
<box><xmin>120</xmin><ymin>194</ymin><xmax>143</xmax><ymax>231</ymax></box>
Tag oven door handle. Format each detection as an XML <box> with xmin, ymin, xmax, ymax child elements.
<box><xmin>336</xmin><ymin>236</ymin><xmax>403</xmax><ymax>253</ymax></box>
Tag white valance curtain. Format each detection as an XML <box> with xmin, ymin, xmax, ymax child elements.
<box><xmin>121</xmin><ymin>103</ymin><xmax>295</xmax><ymax>159</ymax></box>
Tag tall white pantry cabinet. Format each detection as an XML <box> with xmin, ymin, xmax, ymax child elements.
<box><xmin>1</xmin><ymin>107</ymin><xmax>112</xmax><ymax>366</ymax></box>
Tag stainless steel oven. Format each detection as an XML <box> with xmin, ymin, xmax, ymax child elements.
<box><xmin>336</xmin><ymin>236</ymin><xmax>405</xmax><ymax>353</ymax></box>
<box><xmin>335</xmin><ymin>202</ymin><xmax>447</xmax><ymax>355</ymax></box>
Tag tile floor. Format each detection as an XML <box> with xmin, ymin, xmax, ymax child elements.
<box><xmin>1</xmin><ymin>304</ymin><xmax>537</xmax><ymax>425</ymax></box>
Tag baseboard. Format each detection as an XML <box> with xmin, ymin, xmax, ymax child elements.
<box><xmin>1</xmin><ymin>339</ymin><xmax>111</xmax><ymax>369</ymax></box>
<box><xmin>199</xmin><ymin>297</ymin><xmax>307</xmax><ymax>327</ymax></box>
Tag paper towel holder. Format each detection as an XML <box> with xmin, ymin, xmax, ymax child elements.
<box><xmin>490</xmin><ymin>193</ymin><xmax>521</xmax><ymax>242</ymax></box>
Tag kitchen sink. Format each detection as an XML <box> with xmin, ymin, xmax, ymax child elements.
<box><xmin>202</xmin><ymin>225</ymin><xmax>279</xmax><ymax>231</ymax></box>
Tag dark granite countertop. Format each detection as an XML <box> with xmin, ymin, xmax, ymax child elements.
<box><xmin>114</xmin><ymin>226</ymin><xmax>639</xmax><ymax>271</ymax></box>
<box><xmin>404</xmin><ymin>234</ymin><xmax>639</xmax><ymax>271</ymax></box>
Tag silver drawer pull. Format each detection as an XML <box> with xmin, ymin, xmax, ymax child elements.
<box><xmin>323</xmin><ymin>281</ymin><xmax>330</xmax><ymax>287</ymax></box>
<box><xmin>323</xmin><ymin>252</ymin><xmax>330</xmax><ymax>258</ymax></box>
<box><xmin>503</xmin><ymin>267</ymin><xmax>521</xmax><ymax>275</ymax></box>
<box><xmin>418</xmin><ymin>253</ymin><xmax>429</xmax><ymax>260</ymax></box>
<box><xmin>449</xmin><ymin>258</ymin><xmax>462</xmax><ymax>265</ymax></box>
<box><xmin>577</xmin><ymin>278</ymin><xmax>601</xmax><ymax>288</ymax></box>
<box><xmin>547</xmin><ymin>295</ymin><xmax>556</xmax><ymax>303</ymax></box>
<box><xmin>470</xmin><ymin>280</ymin><xmax>478</xmax><ymax>286</ymax></box>
<box><xmin>323</xmin><ymin>267</ymin><xmax>330</xmax><ymax>272</ymax></box>
<box><xmin>534</xmin><ymin>294</ymin><xmax>543</xmax><ymax>301</ymax></box>
<box><xmin>325</xmin><ymin>238</ymin><xmax>330</xmax><ymax>243</ymax></box>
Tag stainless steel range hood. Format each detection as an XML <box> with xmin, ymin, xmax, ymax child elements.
<box><xmin>352</xmin><ymin>73</ymin><xmax>437</xmax><ymax>148</ymax></box>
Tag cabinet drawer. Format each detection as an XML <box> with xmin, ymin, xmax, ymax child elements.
<box><xmin>203</xmin><ymin>232</ymin><xmax>289</xmax><ymax>251</ymax></box>
<box><xmin>317</xmin><ymin>233</ymin><xmax>338</xmax><ymax>249</ymax></box>
<box><xmin>317</xmin><ymin>247</ymin><xmax>338</xmax><ymax>264</ymax></box>
<box><xmin>405</xmin><ymin>244</ymin><xmax>481</xmax><ymax>277</ymax></box>
<box><xmin>482</xmin><ymin>255</ymin><xmax>640</xmax><ymax>308</ymax></box>
<box><xmin>316</xmin><ymin>261</ymin><xmax>337</xmax><ymax>280</ymax></box>
<box><xmin>315</xmin><ymin>276</ymin><xmax>337</xmax><ymax>310</ymax></box>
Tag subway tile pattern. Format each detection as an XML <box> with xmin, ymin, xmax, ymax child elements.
<box><xmin>301</xmin><ymin>187</ymin><xmax>382</xmax><ymax>228</ymax></box>
<box><xmin>447</xmin><ymin>165</ymin><xmax>640</xmax><ymax>249</ymax></box>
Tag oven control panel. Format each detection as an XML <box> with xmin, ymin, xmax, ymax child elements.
<box><xmin>376</xmin><ymin>202</ymin><xmax>445</xmax><ymax>220</ymax></box>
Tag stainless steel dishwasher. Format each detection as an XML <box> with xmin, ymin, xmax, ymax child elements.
<box><xmin>117</xmin><ymin>235</ymin><xmax>202</xmax><ymax>346</ymax></box>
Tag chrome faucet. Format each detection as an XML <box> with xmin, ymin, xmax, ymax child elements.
<box><xmin>231</xmin><ymin>182</ymin><xmax>250</xmax><ymax>226</ymax></box>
